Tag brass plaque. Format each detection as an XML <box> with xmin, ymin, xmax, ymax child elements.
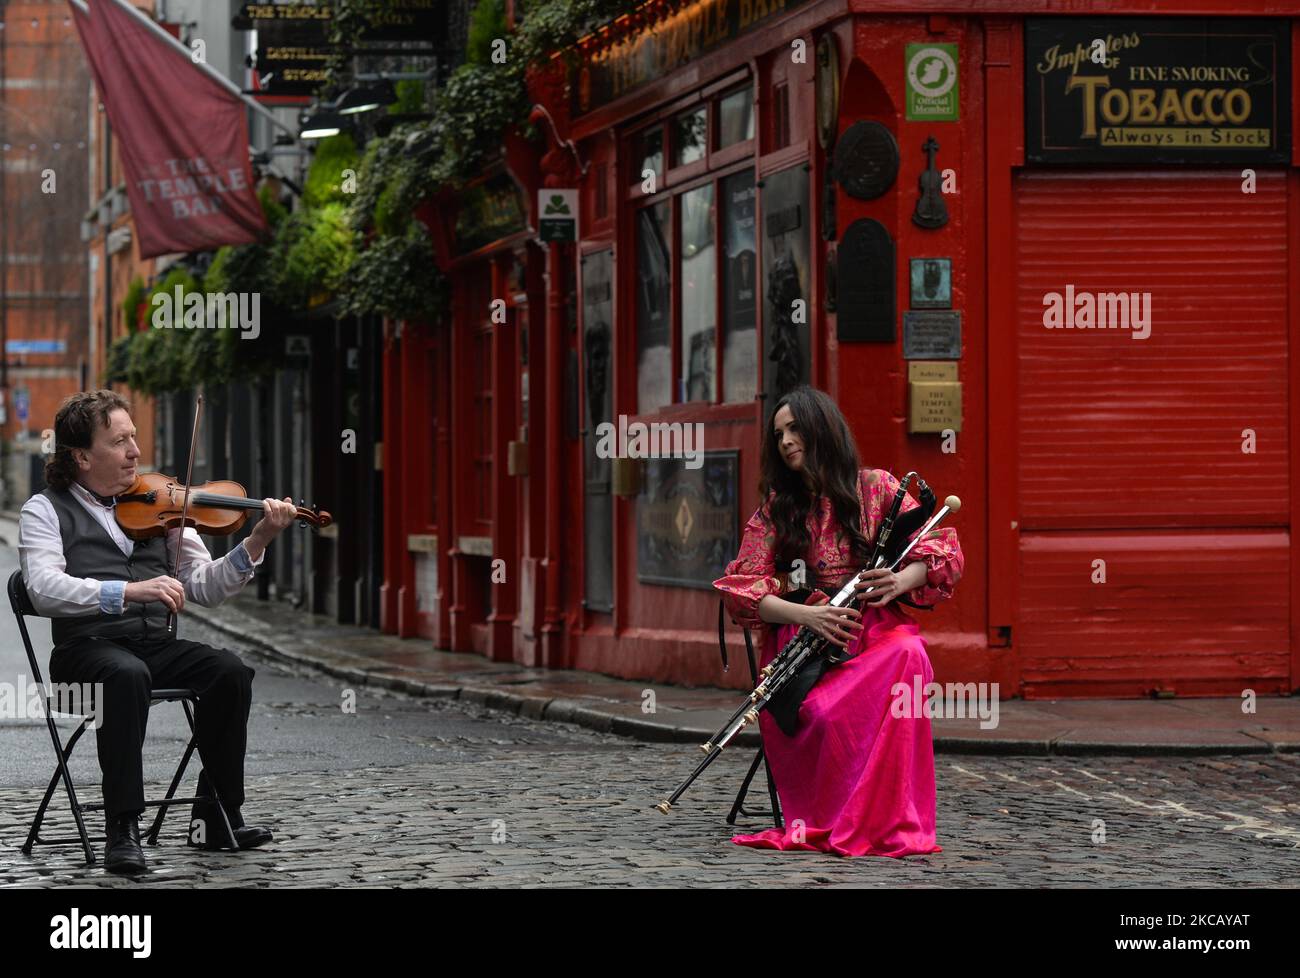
<box><xmin>908</xmin><ymin>361</ymin><xmax>958</xmax><ymax>383</ymax></box>
<box><xmin>507</xmin><ymin>440</ymin><xmax>529</xmax><ymax>477</ymax></box>
<box><xmin>909</xmin><ymin>381</ymin><xmax>962</xmax><ymax>433</ymax></box>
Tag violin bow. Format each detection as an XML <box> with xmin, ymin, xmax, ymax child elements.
<box><xmin>167</xmin><ymin>392</ymin><xmax>204</xmax><ymax>635</ymax></box>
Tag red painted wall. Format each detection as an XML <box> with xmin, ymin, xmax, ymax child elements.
<box><xmin>404</xmin><ymin>0</ymin><xmax>1300</xmax><ymax>699</ymax></box>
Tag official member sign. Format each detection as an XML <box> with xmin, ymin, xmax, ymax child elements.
<box><xmin>1026</xmin><ymin>18</ymin><xmax>1290</xmax><ymax>164</ymax></box>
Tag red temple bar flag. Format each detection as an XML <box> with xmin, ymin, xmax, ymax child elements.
<box><xmin>69</xmin><ymin>0</ymin><xmax>267</xmax><ymax>258</ymax></box>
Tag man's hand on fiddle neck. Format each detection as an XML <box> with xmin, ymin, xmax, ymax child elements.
<box><xmin>242</xmin><ymin>497</ymin><xmax>298</xmax><ymax>563</ymax></box>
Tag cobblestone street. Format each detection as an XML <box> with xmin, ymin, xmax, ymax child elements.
<box><xmin>2</xmin><ymin>617</ymin><xmax>1298</xmax><ymax>888</ymax></box>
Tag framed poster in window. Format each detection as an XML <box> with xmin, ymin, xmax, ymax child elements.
<box><xmin>637</xmin><ymin>451</ymin><xmax>739</xmax><ymax>589</ymax></box>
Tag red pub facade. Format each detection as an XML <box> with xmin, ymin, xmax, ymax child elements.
<box><xmin>382</xmin><ymin>0</ymin><xmax>1300</xmax><ymax>700</ymax></box>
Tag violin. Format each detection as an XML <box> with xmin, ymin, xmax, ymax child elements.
<box><xmin>126</xmin><ymin>392</ymin><xmax>330</xmax><ymax>634</ymax></box>
<box><xmin>114</xmin><ymin>471</ymin><xmax>332</xmax><ymax>541</ymax></box>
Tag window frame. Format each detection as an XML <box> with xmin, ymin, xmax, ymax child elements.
<box><xmin>712</xmin><ymin>83</ymin><xmax>756</xmax><ymax>167</ymax></box>
<box><xmin>622</xmin><ymin>70</ymin><xmax>761</xmax><ymax>415</ymax></box>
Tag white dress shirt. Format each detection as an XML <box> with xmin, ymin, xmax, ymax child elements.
<box><xmin>18</xmin><ymin>479</ymin><xmax>265</xmax><ymax>618</ymax></box>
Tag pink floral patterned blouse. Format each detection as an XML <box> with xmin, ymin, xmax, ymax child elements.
<box><xmin>713</xmin><ymin>468</ymin><xmax>964</xmax><ymax>631</ymax></box>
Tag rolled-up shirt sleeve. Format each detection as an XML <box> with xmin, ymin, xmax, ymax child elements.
<box><xmin>712</xmin><ymin>501</ymin><xmax>784</xmax><ymax>629</ymax></box>
<box><xmin>172</xmin><ymin>528</ymin><xmax>264</xmax><ymax>608</ymax></box>
<box><xmin>18</xmin><ymin>495</ymin><xmax>108</xmax><ymax>617</ymax></box>
<box><xmin>879</xmin><ymin>470</ymin><xmax>964</xmax><ymax>606</ymax></box>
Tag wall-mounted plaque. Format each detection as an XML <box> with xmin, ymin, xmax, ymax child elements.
<box><xmin>903</xmin><ymin>310</ymin><xmax>961</xmax><ymax>359</ymax></box>
<box><xmin>832</xmin><ymin>121</ymin><xmax>899</xmax><ymax>200</ymax></box>
<box><xmin>1026</xmin><ymin>17</ymin><xmax>1291</xmax><ymax>164</ymax></box>
<box><xmin>638</xmin><ymin>451</ymin><xmax>739</xmax><ymax>589</ymax></box>
<box><xmin>909</xmin><ymin>381</ymin><xmax>963</xmax><ymax>433</ymax></box>
<box><xmin>836</xmin><ymin>219</ymin><xmax>894</xmax><ymax>342</ymax></box>
<box><xmin>910</xmin><ymin>257</ymin><xmax>951</xmax><ymax>308</ymax></box>
<box><xmin>908</xmin><ymin>360</ymin><xmax>958</xmax><ymax>383</ymax></box>
<box><xmin>906</xmin><ymin>43</ymin><xmax>960</xmax><ymax>121</ymax></box>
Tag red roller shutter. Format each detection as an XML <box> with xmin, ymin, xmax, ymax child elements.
<box><xmin>1015</xmin><ymin>169</ymin><xmax>1290</xmax><ymax>697</ymax></box>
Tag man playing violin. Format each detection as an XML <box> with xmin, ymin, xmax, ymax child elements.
<box><xmin>17</xmin><ymin>390</ymin><xmax>298</xmax><ymax>874</ymax></box>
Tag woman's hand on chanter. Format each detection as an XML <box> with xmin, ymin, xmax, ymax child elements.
<box><xmin>853</xmin><ymin>567</ymin><xmax>904</xmax><ymax>608</ymax></box>
<box><xmin>798</xmin><ymin>590</ymin><xmax>863</xmax><ymax>649</ymax></box>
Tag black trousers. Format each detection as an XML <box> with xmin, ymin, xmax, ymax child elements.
<box><xmin>48</xmin><ymin>633</ymin><xmax>255</xmax><ymax>828</ymax></box>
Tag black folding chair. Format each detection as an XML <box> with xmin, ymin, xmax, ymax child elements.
<box><xmin>717</xmin><ymin>602</ymin><xmax>783</xmax><ymax>828</ymax></box>
<box><xmin>9</xmin><ymin>568</ymin><xmax>238</xmax><ymax>865</ymax></box>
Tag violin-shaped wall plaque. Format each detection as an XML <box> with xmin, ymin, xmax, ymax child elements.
<box><xmin>912</xmin><ymin>135</ymin><xmax>949</xmax><ymax>229</ymax></box>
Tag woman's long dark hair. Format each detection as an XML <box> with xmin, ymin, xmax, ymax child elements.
<box><xmin>760</xmin><ymin>385</ymin><xmax>872</xmax><ymax>571</ymax></box>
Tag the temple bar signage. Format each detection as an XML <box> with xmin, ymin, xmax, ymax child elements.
<box><xmin>574</xmin><ymin>0</ymin><xmax>809</xmax><ymax>116</ymax></box>
<box><xmin>1026</xmin><ymin>18</ymin><xmax>1290</xmax><ymax>164</ymax></box>
<box><xmin>235</xmin><ymin>3</ymin><xmax>445</xmax><ymax>44</ymax></box>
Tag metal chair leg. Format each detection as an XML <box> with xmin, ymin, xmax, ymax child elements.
<box><xmin>762</xmin><ymin>750</ymin><xmax>784</xmax><ymax>829</ymax></box>
<box><xmin>25</xmin><ymin>709</ymin><xmax>96</xmax><ymax>865</ymax></box>
<box><xmin>24</xmin><ymin>719</ymin><xmax>90</xmax><ymax>854</ymax></box>
<box><xmin>726</xmin><ymin>747</ymin><xmax>769</xmax><ymax>825</ymax></box>
<box><xmin>146</xmin><ymin>725</ymin><xmax>199</xmax><ymax>846</ymax></box>
<box><xmin>723</xmin><ymin>628</ymin><xmax>783</xmax><ymax>828</ymax></box>
<box><xmin>205</xmin><ymin>775</ymin><xmax>240</xmax><ymax>850</ymax></box>
<box><xmin>155</xmin><ymin>697</ymin><xmax>238</xmax><ymax>850</ymax></box>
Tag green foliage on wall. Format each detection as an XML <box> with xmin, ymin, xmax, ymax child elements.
<box><xmin>121</xmin><ymin>276</ymin><xmax>146</xmax><ymax>332</ymax></box>
<box><xmin>303</xmin><ymin>133</ymin><xmax>360</xmax><ymax>208</ymax></box>
<box><xmin>126</xmin><ymin>0</ymin><xmax>628</xmax><ymax>351</ymax></box>
<box><xmin>345</xmin><ymin>221</ymin><xmax>445</xmax><ymax>323</ymax></box>
<box><xmin>467</xmin><ymin>0</ymin><xmax>508</xmax><ymax>66</ymax></box>
<box><xmin>194</xmin><ymin>183</ymin><xmax>286</xmax><ymax>298</ymax></box>
<box><xmin>271</xmin><ymin>201</ymin><xmax>356</xmax><ymax>310</ymax></box>
<box><xmin>390</xmin><ymin>78</ymin><xmax>428</xmax><ymax>115</ymax></box>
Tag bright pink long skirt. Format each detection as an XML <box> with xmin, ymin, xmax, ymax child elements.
<box><xmin>731</xmin><ymin>605</ymin><xmax>942</xmax><ymax>858</ymax></box>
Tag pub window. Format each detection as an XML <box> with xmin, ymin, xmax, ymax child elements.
<box><xmin>636</xmin><ymin>126</ymin><xmax>664</xmax><ymax>183</ymax></box>
<box><xmin>672</xmin><ymin>107</ymin><xmax>707</xmax><ymax>167</ymax></box>
<box><xmin>470</xmin><ymin>263</ymin><xmax>494</xmax><ymax>529</ymax></box>
<box><xmin>721</xmin><ymin>169</ymin><xmax>757</xmax><ymax>402</ymax></box>
<box><xmin>761</xmin><ymin>165</ymin><xmax>811</xmax><ymax>406</ymax></box>
<box><xmin>626</xmin><ymin>78</ymin><xmax>762</xmax><ymax>413</ymax></box>
<box><xmin>474</xmin><ymin>323</ymin><xmax>493</xmax><ymax>525</ymax></box>
<box><xmin>717</xmin><ymin>86</ymin><xmax>754</xmax><ymax>149</ymax></box>
<box><xmin>636</xmin><ymin>200</ymin><xmax>672</xmax><ymax>413</ymax></box>
<box><xmin>680</xmin><ymin>183</ymin><xmax>716</xmax><ymax>402</ymax></box>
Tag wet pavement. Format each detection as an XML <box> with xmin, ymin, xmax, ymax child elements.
<box><xmin>1</xmin><ymin>520</ymin><xmax>1297</xmax><ymax>887</ymax></box>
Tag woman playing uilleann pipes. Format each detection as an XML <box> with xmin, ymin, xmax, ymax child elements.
<box><xmin>712</xmin><ymin>385</ymin><xmax>963</xmax><ymax>858</ymax></box>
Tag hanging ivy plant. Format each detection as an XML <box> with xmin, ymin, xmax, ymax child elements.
<box><xmin>121</xmin><ymin>276</ymin><xmax>146</xmax><ymax>332</ymax></box>
<box><xmin>336</xmin><ymin>0</ymin><xmax>627</xmax><ymax>205</ymax></box>
<box><xmin>344</xmin><ymin>222</ymin><xmax>445</xmax><ymax>323</ymax></box>
<box><xmin>303</xmin><ymin>133</ymin><xmax>360</xmax><ymax>208</ymax></box>
<box><xmin>103</xmin><ymin>334</ymin><xmax>134</xmax><ymax>385</ymax></box>
<box><xmin>271</xmin><ymin>201</ymin><xmax>356</xmax><ymax>310</ymax></box>
<box><xmin>290</xmin><ymin>1</ymin><xmax>628</xmax><ymax>327</ymax></box>
<box><xmin>200</xmin><ymin>183</ymin><xmax>287</xmax><ymax>299</ymax></box>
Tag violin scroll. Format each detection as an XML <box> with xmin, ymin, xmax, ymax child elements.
<box><xmin>294</xmin><ymin>499</ymin><xmax>332</xmax><ymax>530</ymax></box>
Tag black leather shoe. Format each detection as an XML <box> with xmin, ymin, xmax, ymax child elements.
<box><xmin>188</xmin><ymin>824</ymin><xmax>274</xmax><ymax>851</ymax></box>
<box><xmin>231</xmin><ymin>825</ymin><xmax>273</xmax><ymax>850</ymax></box>
<box><xmin>104</xmin><ymin>814</ymin><xmax>147</xmax><ymax>875</ymax></box>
